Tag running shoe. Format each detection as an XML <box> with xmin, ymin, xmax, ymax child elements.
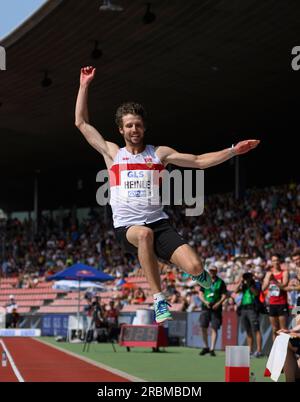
<box><xmin>154</xmin><ymin>299</ymin><xmax>173</xmax><ymax>323</ymax></box>
<box><xmin>192</xmin><ymin>270</ymin><xmax>212</xmax><ymax>289</ymax></box>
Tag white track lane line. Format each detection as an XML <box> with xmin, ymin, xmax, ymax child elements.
<box><xmin>0</xmin><ymin>339</ymin><xmax>25</xmax><ymax>382</ymax></box>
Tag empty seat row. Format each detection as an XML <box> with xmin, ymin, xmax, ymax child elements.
<box><xmin>0</xmin><ymin>288</ymin><xmax>62</xmax><ymax>295</ymax></box>
<box><xmin>0</xmin><ymin>300</ymin><xmax>44</xmax><ymax>308</ymax></box>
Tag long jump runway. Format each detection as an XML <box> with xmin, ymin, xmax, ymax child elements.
<box><xmin>0</xmin><ymin>338</ymin><xmax>134</xmax><ymax>382</ymax></box>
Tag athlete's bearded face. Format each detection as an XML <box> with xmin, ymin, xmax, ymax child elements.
<box><xmin>119</xmin><ymin>114</ymin><xmax>145</xmax><ymax>145</ymax></box>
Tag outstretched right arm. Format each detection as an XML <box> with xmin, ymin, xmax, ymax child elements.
<box><xmin>75</xmin><ymin>66</ymin><xmax>119</xmax><ymax>168</ymax></box>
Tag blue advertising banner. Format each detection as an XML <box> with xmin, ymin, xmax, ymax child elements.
<box><xmin>42</xmin><ymin>314</ymin><xmax>69</xmax><ymax>336</ymax></box>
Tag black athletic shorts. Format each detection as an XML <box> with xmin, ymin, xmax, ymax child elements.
<box><xmin>269</xmin><ymin>304</ymin><xmax>289</xmax><ymax>317</ymax></box>
<box><xmin>114</xmin><ymin>219</ymin><xmax>187</xmax><ymax>261</ymax></box>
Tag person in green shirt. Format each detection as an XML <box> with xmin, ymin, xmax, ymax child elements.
<box><xmin>234</xmin><ymin>272</ymin><xmax>263</xmax><ymax>357</ymax></box>
<box><xmin>199</xmin><ymin>266</ymin><xmax>227</xmax><ymax>356</ymax></box>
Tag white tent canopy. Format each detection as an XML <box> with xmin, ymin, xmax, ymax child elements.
<box><xmin>52</xmin><ymin>280</ymin><xmax>106</xmax><ymax>292</ymax></box>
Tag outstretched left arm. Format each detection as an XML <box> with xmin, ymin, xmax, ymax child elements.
<box><xmin>156</xmin><ymin>140</ymin><xmax>260</xmax><ymax>168</ymax></box>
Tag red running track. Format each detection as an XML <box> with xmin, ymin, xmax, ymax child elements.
<box><xmin>0</xmin><ymin>338</ymin><xmax>130</xmax><ymax>382</ymax></box>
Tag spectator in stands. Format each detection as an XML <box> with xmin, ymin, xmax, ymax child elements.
<box><xmin>16</xmin><ymin>274</ymin><xmax>25</xmax><ymax>289</ymax></box>
<box><xmin>285</xmin><ymin>249</ymin><xmax>300</xmax><ymax>307</ymax></box>
<box><xmin>5</xmin><ymin>295</ymin><xmax>18</xmax><ymax>328</ymax></box>
<box><xmin>262</xmin><ymin>254</ymin><xmax>289</xmax><ymax>340</ymax></box>
<box><xmin>165</xmin><ymin>279</ymin><xmax>177</xmax><ymax>299</ymax></box>
<box><xmin>169</xmin><ymin>289</ymin><xmax>182</xmax><ymax>305</ymax></box>
<box><xmin>199</xmin><ymin>266</ymin><xmax>227</xmax><ymax>356</ymax></box>
<box><xmin>112</xmin><ymin>296</ymin><xmax>123</xmax><ymax>311</ymax></box>
<box><xmin>131</xmin><ymin>287</ymin><xmax>146</xmax><ymax>304</ymax></box>
<box><xmin>120</xmin><ymin>287</ymin><xmax>135</xmax><ymax>305</ymax></box>
<box><xmin>163</xmin><ymin>267</ymin><xmax>177</xmax><ymax>282</ymax></box>
<box><xmin>180</xmin><ymin>294</ymin><xmax>192</xmax><ymax>312</ymax></box>
<box><xmin>223</xmin><ymin>296</ymin><xmax>237</xmax><ymax>312</ymax></box>
<box><xmin>233</xmin><ymin>272</ymin><xmax>263</xmax><ymax>357</ymax></box>
<box><xmin>185</xmin><ymin>288</ymin><xmax>202</xmax><ymax>312</ymax></box>
<box><xmin>1</xmin><ymin>259</ymin><xmax>10</xmax><ymax>277</ymax></box>
<box><xmin>32</xmin><ymin>277</ymin><xmax>39</xmax><ymax>288</ymax></box>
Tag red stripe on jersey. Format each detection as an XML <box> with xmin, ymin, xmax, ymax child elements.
<box><xmin>109</xmin><ymin>163</ymin><xmax>165</xmax><ymax>186</ymax></box>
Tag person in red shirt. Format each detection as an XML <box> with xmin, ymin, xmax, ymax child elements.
<box><xmin>132</xmin><ymin>287</ymin><xmax>146</xmax><ymax>304</ymax></box>
<box><xmin>262</xmin><ymin>254</ymin><xmax>289</xmax><ymax>340</ymax></box>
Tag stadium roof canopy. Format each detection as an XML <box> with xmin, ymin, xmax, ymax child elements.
<box><xmin>1</xmin><ymin>0</ymin><xmax>300</xmax><ymax>210</ymax></box>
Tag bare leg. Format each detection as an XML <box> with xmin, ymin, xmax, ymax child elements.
<box><xmin>269</xmin><ymin>316</ymin><xmax>279</xmax><ymax>341</ymax></box>
<box><xmin>201</xmin><ymin>327</ymin><xmax>209</xmax><ymax>348</ymax></box>
<box><xmin>278</xmin><ymin>315</ymin><xmax>288</xmax><ymax>331</ymax></box>
<box><xmin>170</xmin><ymin>244</ymin><xmax>204</xmax><ymax>275</ymax></box>
<box><xmin>255</xmin><ymin>330</ymin><xmax>262</xmax><ymax>353</ymax></box>
<box><xmin>284</xmin><ymin>344</ymin><xmax>299</xmax><ymax>382</ymax></box>
<box><xmin>246</xmin><ymin>332</ymin><xmax>253</xmax><ymax>353</ymax></box>
<box><xmin>126</xmin><ymin>226</ymin><xmax>161</xmax><ymax>294</ymax></box>
<box><xmin>210</xmin><ymin>328</ymin><xmax>218</xmax><ymax>351</ymax></box>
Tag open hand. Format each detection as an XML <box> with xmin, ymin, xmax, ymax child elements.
<box><xmin>276</xmin><ymin>329</ymin><xmax>290</xmax><ymax>335</ymax></box>
<box><xmin>80</xmin><ymin>66</ymin><xmax>96</xmax><ymax>86</ymax></box>
<box><xmin>234</xmin><ymin>140</ymin><xmax>260</xmax><ymax>155</ymax></box>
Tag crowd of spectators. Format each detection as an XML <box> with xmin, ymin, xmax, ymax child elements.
<box><xmin>1</xmin><ymin>182</ymin><xmax>300</xmax><ymax>313</ymax></box>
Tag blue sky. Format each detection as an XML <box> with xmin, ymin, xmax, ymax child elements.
<box><xmin>0</xmin><ymin>0</ymin><xmax>47</xmax><ymax>39</ymax></box>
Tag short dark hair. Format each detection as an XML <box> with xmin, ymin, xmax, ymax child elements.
<box><xmin>115</xmin><ymin>102</ymin><xmax>147</xmax><ymax>128</ymax></box>
<box><xmin>242</xmin><ymin>272</ymin><xmax>253</xmax><ymax>281</ymax></box>
<box><xmin>271</xmin><ymin>253</ymin><xmax>282</xmax><ymax>261</ymax></box>
<box><xmin>292</xmin><ymin>248</ymin><xmax>300</xmax><ymax>258</ymax></box>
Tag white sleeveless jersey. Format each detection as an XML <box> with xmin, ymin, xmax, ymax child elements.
<box><xmin>109</xmin><ymin>145</ymin><xmax>169</xmax><ymax>228</ymax></box>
